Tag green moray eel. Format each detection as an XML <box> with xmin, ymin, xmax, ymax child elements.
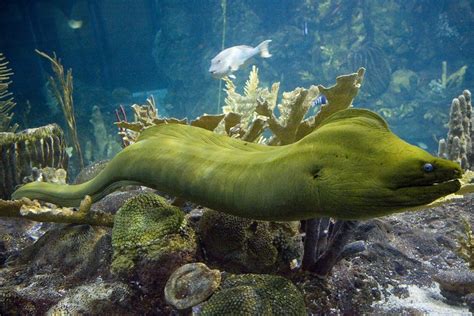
<box><xmin>12</xmin><ymin>109</ymin><xmax>462</xmax><ymax>221</ymax></box>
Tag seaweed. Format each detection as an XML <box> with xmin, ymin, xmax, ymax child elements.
<box><xmin>36</xmin><ymin>50</ymin><xmax>84</xmax><ymax>169</ymax></box>
<box><xmin>0</xmin><ymin>53</ymin><xmax>18</xmax><ymax>133</ymax></box>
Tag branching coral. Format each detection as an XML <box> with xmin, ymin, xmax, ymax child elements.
<box><xmin>0</xmin><ymin>195</ymin><xmax>114</xmax><ymax>227</ymax></box>
<box><xmin>0</xmin><ymin>53</ymin><xmax>18</xmax><ymax>132</ymax></box>
<box><xmin>36</xmin><ymin>49</ymin><xmax>84</xmax><ymax>169</ymax></box>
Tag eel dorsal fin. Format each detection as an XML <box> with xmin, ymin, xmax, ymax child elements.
<box><xmin>317</xmin><ymin>108</ymin><xmax>389</xmax><ymax>131</ymax></box>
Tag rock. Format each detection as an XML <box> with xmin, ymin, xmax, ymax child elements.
<box><xmin>90</xmin><ymin>188</ymin><xmax>156</xmax><ymax>214</ymax></box>
<box><xmin>164</xmin><ymin>262</ymin><xmax>221</xmax><ymax>310</ymax></box>
<box><xmin>435</xmin><ymin>270</ymin><xmax>474</xmax><ymax>301</ymax></box>
<box><xmin>200</xmin><ymin>274</ymin><xmax>306</xmax><ymax>315</ymax></box>
<box><xmin>14</xmin><ymin>224</ymin><xmax>112</xmax><ymax>282</ymax></box>
<box><xmin>47</xmin><ymin>281</ymin><xmax>132</xmax><ymax>315</ymax></box>
<box><xmin>73</xmin><ymin>160</ymin><xmax>109</xmax><ymax>184</ymax></box>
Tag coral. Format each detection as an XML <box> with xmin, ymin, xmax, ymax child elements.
<box><xmin>255</xmin><ymin>67</ymin><xmax>366</xmax><ymax>145</ymax></box>
<box><xmin>111</xmin><ymin>193</ymin><xmax>196</xmax><ymax>310</ymax></box>
<box><xmin>0</xmin><ymin>123</ymin><xmax>68</xmax><ymax>199</ymax></box>
<box><xmin>200</xmin><ymin>274</ymin><xmax>306</xmax><ymax>315</ymax></box>
<box><xmin>86</xmin><ymin>105</ymin><xmax>121</xmax><ymax>161</ymax></box>
<box><xmin>23</xmin><ymin>167</ymin><xmax>67</xmax><ymax>185</ymax></box>
<box><xmin>164</xmin><ymin>262</ymin><xmax>221</xmax><ymax>310</ymax></box>
<box><xmin>0</xmin><ymin>195</ymin><xmax>114</xmax><ymax>227</ymax></box>
<box><xmin>346</xmin><ymin>46</ymin><xmax>391</xmax><ymax>98</ymax></box>
<box><xmin>47</xmin><ymin>281</ymin><xmax>131</xmax><ymax>315</ymax></box>
<box><xmin>36</xmin><ymin>50</ymin><xmax>84</xmax><ymax>169</ymax></box>
<box><xmin>116</xmin><ymin>67</ymin><xmax>365</xmax><ymax>146</ymax></box>
<box><xmin>438</xmin><ymin>89</ymin><xmax>472</xmax><ymax>169</ymax></box>
<box><xmin>111</xmin><ymin>193</ymin><xmax>193</xmax><ymax>273</ymax></box>
<box><xmin>198</xmin><ymin>209</ymin><xmax>302</xmax><ymax>273</ymax></box>
<box><xmin>0</xmin><ymin>53</ymin><xmax>18</xmax><ymax>133</ymax></box>
<box><xmin>457</xmin><ymin>217</ymin><xmax>474</xmax><ymax>269</ymax></box>
<box><xmin>13</xmin><ymin>223</ymin><xmax>111</xmax><ymax>282</ymax></box>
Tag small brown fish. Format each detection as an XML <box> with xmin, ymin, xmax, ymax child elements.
<box><xmin>209</xmin><ymin>40</ymin><xmax>272</xmax><ymax>79</ymax></box>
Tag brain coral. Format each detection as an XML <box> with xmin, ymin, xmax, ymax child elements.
<box><xmin>200</xmin><ymin>274</ymin><xmax>306</xmax><ymax>315</ymax></box>
<box><xmin>198</xmin><ymin>209</ymin><xmax>302</xmax><ymax>273</ymax></box>
<box><xmin>111</xmin><ymin>193</ymin><xmax>196</xmax><ymax>311</ymax></box>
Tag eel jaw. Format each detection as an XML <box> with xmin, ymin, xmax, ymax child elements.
<box><xmin>394</xmin><ymin>178</ymin><xmax>461</xmax><ymax>206</ymax></box>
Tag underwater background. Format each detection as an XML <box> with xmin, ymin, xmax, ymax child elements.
<box><xmin>0</xmin><ymin>0</ymin><xmax>473</xmax><ymax>163</ymax></box>
<box><xmin>2</xmin><ymin>1</ymin><xmax>474</xmax><ymax>315</ymax></box>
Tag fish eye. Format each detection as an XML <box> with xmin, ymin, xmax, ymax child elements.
<box><xmin>423</xmin><ymin>163</ymin><xmax>434</xmax><ymax>172</ymax></box>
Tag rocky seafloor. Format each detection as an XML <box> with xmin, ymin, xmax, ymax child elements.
<box><xmin>0</xmin><ymin>189</ymin><xmax>473</xmax><ymax>315</ymax></box>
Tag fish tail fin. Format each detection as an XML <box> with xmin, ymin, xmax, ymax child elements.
<box><xmin>256</xmin><ymin>40</ymin><xmax>272</xmax><ymax>58</ymax></box>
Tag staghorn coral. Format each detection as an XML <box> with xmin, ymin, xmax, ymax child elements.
<box><xmin>438</xmin><ymin>89</ymin><xmax>472</xmax><ymax>168</ymax></box>
<box><xmin>0</xmin><ymin>53</ymin><xmax>18</xmax><ymax>133</ymax></box>
<box><xmin>36</xmin><ymin>50</ymin><xmax>84</xmax><ymax>169</ymax></box>
<box><xmin>198</xmin><ymin>209</ymin><xmax>302</xmax><ymax>273</ymax></box>
<box><xmin>200</xmin><ymin>274</ymin><xmax>306</xmax><ymax>315</ymax></box>
<box><xmin>0</xmin><ymin>123</ymin><xmax>68</xmax><ymax>199</ymax></box>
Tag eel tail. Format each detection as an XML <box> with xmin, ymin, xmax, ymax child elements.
<box><xmin>11</xmin><ymin>148</ymin><xmax>141</xmax><ymax>207</ymax></box>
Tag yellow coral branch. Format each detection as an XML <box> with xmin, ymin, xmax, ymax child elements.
<box><xmin>0</xmin><ymin>196</ymin><xmax>114</xmax><ymax>227</ymax></box>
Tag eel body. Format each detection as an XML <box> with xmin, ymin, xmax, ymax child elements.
<box><xmin>12</xmin><ymin>109</ymin><xmax>462</xmax><ymax>220</ymax></box>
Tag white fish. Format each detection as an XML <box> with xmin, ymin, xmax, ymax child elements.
<box><xmin>209</xmin><ymin>40</ymin><xmax>272</xmax><ymax>79</ymax></box>
<box><xmin>68</xmin><ymin>19</ymin><xmax>83</xmax><ymax>29</ymax></box>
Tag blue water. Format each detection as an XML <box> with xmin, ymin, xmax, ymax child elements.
<box><xmin>1</xmin><ymin>0</ymin><xmax>473</xmax><ymax>158</ymax></box>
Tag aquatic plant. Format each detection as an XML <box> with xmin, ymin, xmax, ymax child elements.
<box><xmin>36</xmin><ymin>49</ymin><xmax>84</xmax><ymax>169</ymax></box>
<box><xmin>0</xmin><ymin>53</ymin><xmax>18</xmax><ymax>133</ymax></box>
<box><xmin>457</xmin><ymin>217</ymin><xmax>474</xmax><ymax>269</ymax></box>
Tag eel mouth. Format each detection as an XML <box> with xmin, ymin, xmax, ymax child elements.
<box><xmin>394</xmin><ymin>177</ymin><xmax>461</xmax><ymax>205</ymax></box>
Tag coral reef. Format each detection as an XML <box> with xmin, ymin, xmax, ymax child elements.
<box><xmin>36</xmin><ymin>50</ymin><xmax>84</xmax><ymax>169</ymax></box>
<box><xmin>200</xmin><ymin>274</ymin><xmax>306</xmax><ymax>315</ymax></box>
<box><xmin>116</xmin><ymin>67</ymin><xmax>365</xmax><ymax>147</ymax></box>
<box><xmin>438</xmin><ymin>90</ymin><xmax>472</xmax><ymax>168</ymax></box>
<box><xmin>198</xmin><ymin>209</ymin><xmax>302</xmax><ymax>273</ymax></box>
<box><xmin>164</xmin><ymin>262</ymin><xmax>221</xmax><ymax>310</ymax></box>
<box><xmin>0</xmin><ymin>124</ymin><xmax>68</xmax><ymax>199</ymax></box>
<box><xmin>0</xmin><ymin>53</ymin><xmax>17</xmax><ymax>133</ymax></box>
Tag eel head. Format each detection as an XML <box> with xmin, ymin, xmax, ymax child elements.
<box><xmin>305</xmin><ymin>109</ymin><xmax>462</xmax><ymax>219</ymax></box>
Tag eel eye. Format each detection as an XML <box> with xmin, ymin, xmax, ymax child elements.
<box><xmin>423</xmin><ymin>163</ymin><xmax>434</xmax><ymax>172</ymax></box>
